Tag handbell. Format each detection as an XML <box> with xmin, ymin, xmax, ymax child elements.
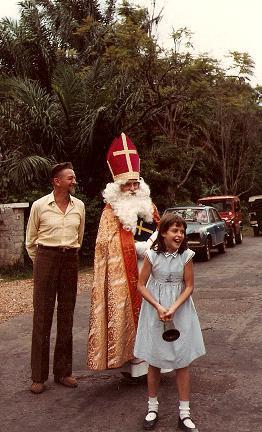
<box><xmin>162</xmin><ymin>321</ymin><xmax>180</xmax><ymax>342</ymax></box>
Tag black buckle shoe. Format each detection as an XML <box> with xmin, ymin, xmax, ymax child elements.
<box><xmin>143</xmin><ymin>411</ymin><xmax>159</xmax><ymax>430</ymax></box>
<box><xmin>178</xmin><ymin>416</ymin><xmax>199</xmax><ymax>431</ymax></box>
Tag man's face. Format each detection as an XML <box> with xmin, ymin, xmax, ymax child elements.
<box><xmin>54</xmin><ymin>169</ymin><xmax>77</xmax><ymax>194</ymax></box>
<box><xmin>120</xmin><ymin>180</ymin><xmax>140</xmax><ymax>195</ymax></box>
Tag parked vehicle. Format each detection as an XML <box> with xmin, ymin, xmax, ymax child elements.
<box><xmin>165</xmin><ymin>206</ymin><xmax>227</xmax><ymax>261</ymax></box>
<box><xmin>197</xmin><ymin>195</ymin><xmax>243</xmax><ymax>247</ymax></box>
<box><xmin>248</xmin><ymin>195</ymin><xmax>262</xmax><ymax>236</ymax></box>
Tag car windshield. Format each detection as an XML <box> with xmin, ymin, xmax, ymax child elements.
<box><xmin>249</xmin><ymin>199</ymin><xmax>262</xmax><ymax>211</ymax></box>
<box><xmin>173</xmin><ymin>208</ymin><xmax>208</xmax><ymax>223</ymax></box>
<box><xmin>200</xmin><ymin>200</ymin><xmax>232</xmax><ymax>212</ymax></box>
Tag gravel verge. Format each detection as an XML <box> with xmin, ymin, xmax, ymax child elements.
<box><xmin>0</xmin><ymin>269</ymin><xmax>93</xmax><ymax>322</ymax></box>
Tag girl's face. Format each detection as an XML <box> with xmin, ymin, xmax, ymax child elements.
<box><xmin>162</xmin><ymin>222</ymin><xmax>185</xmax><ymax>252</ymax></box>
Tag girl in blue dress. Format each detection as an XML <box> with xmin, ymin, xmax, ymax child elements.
<box><xmin>134</xmin><ymin>212</ymin><xmax>205</xmax><ymax>431</ymax></box>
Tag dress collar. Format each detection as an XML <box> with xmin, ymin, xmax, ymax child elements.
<box><xmin>163</xmin><ymin>251</ymin><xmax>178</xmax><ymax>258</ymax></box>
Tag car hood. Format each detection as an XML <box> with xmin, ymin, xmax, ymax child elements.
<box><xmin>186</xmin><ymin>222</ymin><xmax>206</xmax><ymax>234</ymax></box>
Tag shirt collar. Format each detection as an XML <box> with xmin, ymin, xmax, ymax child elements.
<box><xmin>48</xmin><ymin>191</ymin><xmax>74</xmax><ymax>206</ymax></box>
<box><xmin>47</xmin><ymin>192</ymin><xmax>55</xmax><ymax>204</ymax></box>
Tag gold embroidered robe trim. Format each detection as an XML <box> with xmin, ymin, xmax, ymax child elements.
<box><xmin>87</xmin><ymin>206</ymin><xmax>137</xmax><ymax>370</ymax></box>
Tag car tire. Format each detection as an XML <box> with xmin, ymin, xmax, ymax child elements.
<box><xmin>227</xmin><ymin>229</ymin><xmax>236</xmax><ymax>247</ymax></box>
<box><xmin>253</xmin><ymin>227</ymin><xmax>259</xmax><ymax>236</ymax></box>
<box><xmin>235</xmin><ymin>229</ymin><xmax>243</xmax><ymax>244</ymax></box>
<box><xmin>218</xmin><ymin>237</ymin><xmax>226</xmax><ymax>253</ymax></box>
<box><xmin>202</xmin><ymin>238</ymin><xmax>211</xmax><ymax>261</ymax></box>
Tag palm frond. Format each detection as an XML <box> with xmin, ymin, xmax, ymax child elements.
<box><xmin>52</xmin><ymin>65</ymin><xmax>84</xmax><ymax>124</ymax></box>
<box><xmin>76</xmin><ymin>106</ymin><xmax>107</xmax><ymax>154</ymax></box>
<box><xmin>9</xmin><ymin>154</ymin><xmax>54</xmax><ymax>189</ymax></box>
<box><xmin>1</xmin><ymin>77</ymin><xmax>64</xmax><ymax>155</ymax></box>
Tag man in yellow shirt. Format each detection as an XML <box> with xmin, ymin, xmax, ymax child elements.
<box><xmin>26</xmin><ymin>162</ymin><xmax>85</xmax><ymax>394</ymax></box>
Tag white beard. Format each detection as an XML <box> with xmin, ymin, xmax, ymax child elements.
<box><xmin>102</xmin><ymin>179</ymin><xmax>154</xmax><ymax>234</ymax></box>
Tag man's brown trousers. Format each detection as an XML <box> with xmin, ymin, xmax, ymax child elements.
<box><xmin>31</xmin><ymin>247</ymin><xmax>78</xmax><ymax>383</ymax></box>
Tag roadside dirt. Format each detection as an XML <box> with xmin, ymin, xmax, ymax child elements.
<box><xmin>0</xmin><ymin>233</ymin><xmax>262</xmax><ymax>432</ymax></box>
<box><xmin>0</xmin><ymin>270</ymin><xmax>93</xmax><ymax>322</ymax></box>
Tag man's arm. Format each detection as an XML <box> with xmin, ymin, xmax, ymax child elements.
<box><xmin>135</xmin><ymin>230</ymin><xmax>158</xmax><ymax>259</ymax></box>
<box><xmin>25</xmin><ymin>202</ymin><xmax>40</xmax><ymax>262</ymax></box>
<box><xmin>78</xmin><ymin>204</ymin><xmax>86</xmax><ymax>247</ymax></box>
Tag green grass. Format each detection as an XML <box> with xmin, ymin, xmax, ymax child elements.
<box><xmin>0</xmin><ymin>261</ymin><xmax>93</xmax><ymax>282</ymax></box>
<box><xmin>79</xmin><ymin>265</ymin><xmax>93</xmax><ymax>274</ymax></box>
<box><xmin>0</xmin><ymin>262</ymin><xmax>33</xmax><ymax>281</ymax></box>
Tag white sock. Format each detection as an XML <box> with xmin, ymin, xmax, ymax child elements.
<box><xmin>145</xmin><ymin>397</ymin><xmax>159</xmax><ymax>421</ymax></box>
<box><xmin>179</xmin><ymin>400</ymin><xmax>195</xmax><ymax>429</ymax></box>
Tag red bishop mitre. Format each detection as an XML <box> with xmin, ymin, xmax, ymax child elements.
<box><xmin>107</xmin><ymin>132</ymin><xmax>140</xmax><ymax>182</ymax></box>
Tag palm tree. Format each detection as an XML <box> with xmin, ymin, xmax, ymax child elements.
<box><xmin>0</xmin><ymin>76</ymin><xmax>62</xmax><ymax>190</ymax></box>
<box><xmin>33</xmin><ymin>0</ymin><xmax>105</xmax><ymax>55</ymax></box>
<box><xmin>0</xmin><ymin>2</ymin><xmax>58</xmax><ymax>90</ymax></box>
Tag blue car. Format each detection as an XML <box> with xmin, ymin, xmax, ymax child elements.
<box><xmin>165</xmin><ymin>205</ymin><xmax>228</xmax><ymax>261</ymax></box>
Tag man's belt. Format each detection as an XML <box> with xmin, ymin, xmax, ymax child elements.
<box><xmin>38</xmin><ymin>245</ymin><xmax>78</xmax><ymax>254</ymax></box>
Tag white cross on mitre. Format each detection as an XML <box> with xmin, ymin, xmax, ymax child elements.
<box><xmin>112</xmin><ymin>133</ymin><xmax>137</xmax><ymax>172</ymax></box>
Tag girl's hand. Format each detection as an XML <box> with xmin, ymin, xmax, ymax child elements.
<box><xmin>164</xmin><ymin>305</ymin><xmax>177</xmax><ymax>321</ymax></box>
<box><xmin>156</xmin><ymin>305</ymin><xmax>168</xmax><ymax>321</ymax></box>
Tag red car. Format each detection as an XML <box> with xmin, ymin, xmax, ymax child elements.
<box><xmin>197</xmin><ymin>195</ymin><xmax>243</xmax><ymax>247</ymax></box>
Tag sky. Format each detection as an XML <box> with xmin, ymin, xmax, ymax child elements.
<box><xmin>138</xmin><ymin>0</ymin><xmax>262</xmax><ymax>86</ymax></box>
<box><xmin>1</xmin><ymin>0</ymin><xmax>262</xmax><ymax>85</ymax></box>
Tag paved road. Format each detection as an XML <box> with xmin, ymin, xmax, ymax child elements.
<box><xmin>0</xmin><ymin>234</ymin><xmax>261</xmax><ymax>432</ymax></box>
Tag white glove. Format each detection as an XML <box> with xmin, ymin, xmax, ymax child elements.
<box><xmin>135</xmin><ymin>230</ymin><xmax>158</xmax><ymax>259</ymax></box>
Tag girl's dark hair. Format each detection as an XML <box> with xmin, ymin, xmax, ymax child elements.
<box><xmin>151</xmin><ymin>212</ymin><xmax>187</xmax><ymax>254</ymax></box>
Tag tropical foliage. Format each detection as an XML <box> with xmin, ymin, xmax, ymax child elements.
<box><xmin>0</xmin><ymin>0</ymin><xmax>262</xmax><ymax>259</ymax></box>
